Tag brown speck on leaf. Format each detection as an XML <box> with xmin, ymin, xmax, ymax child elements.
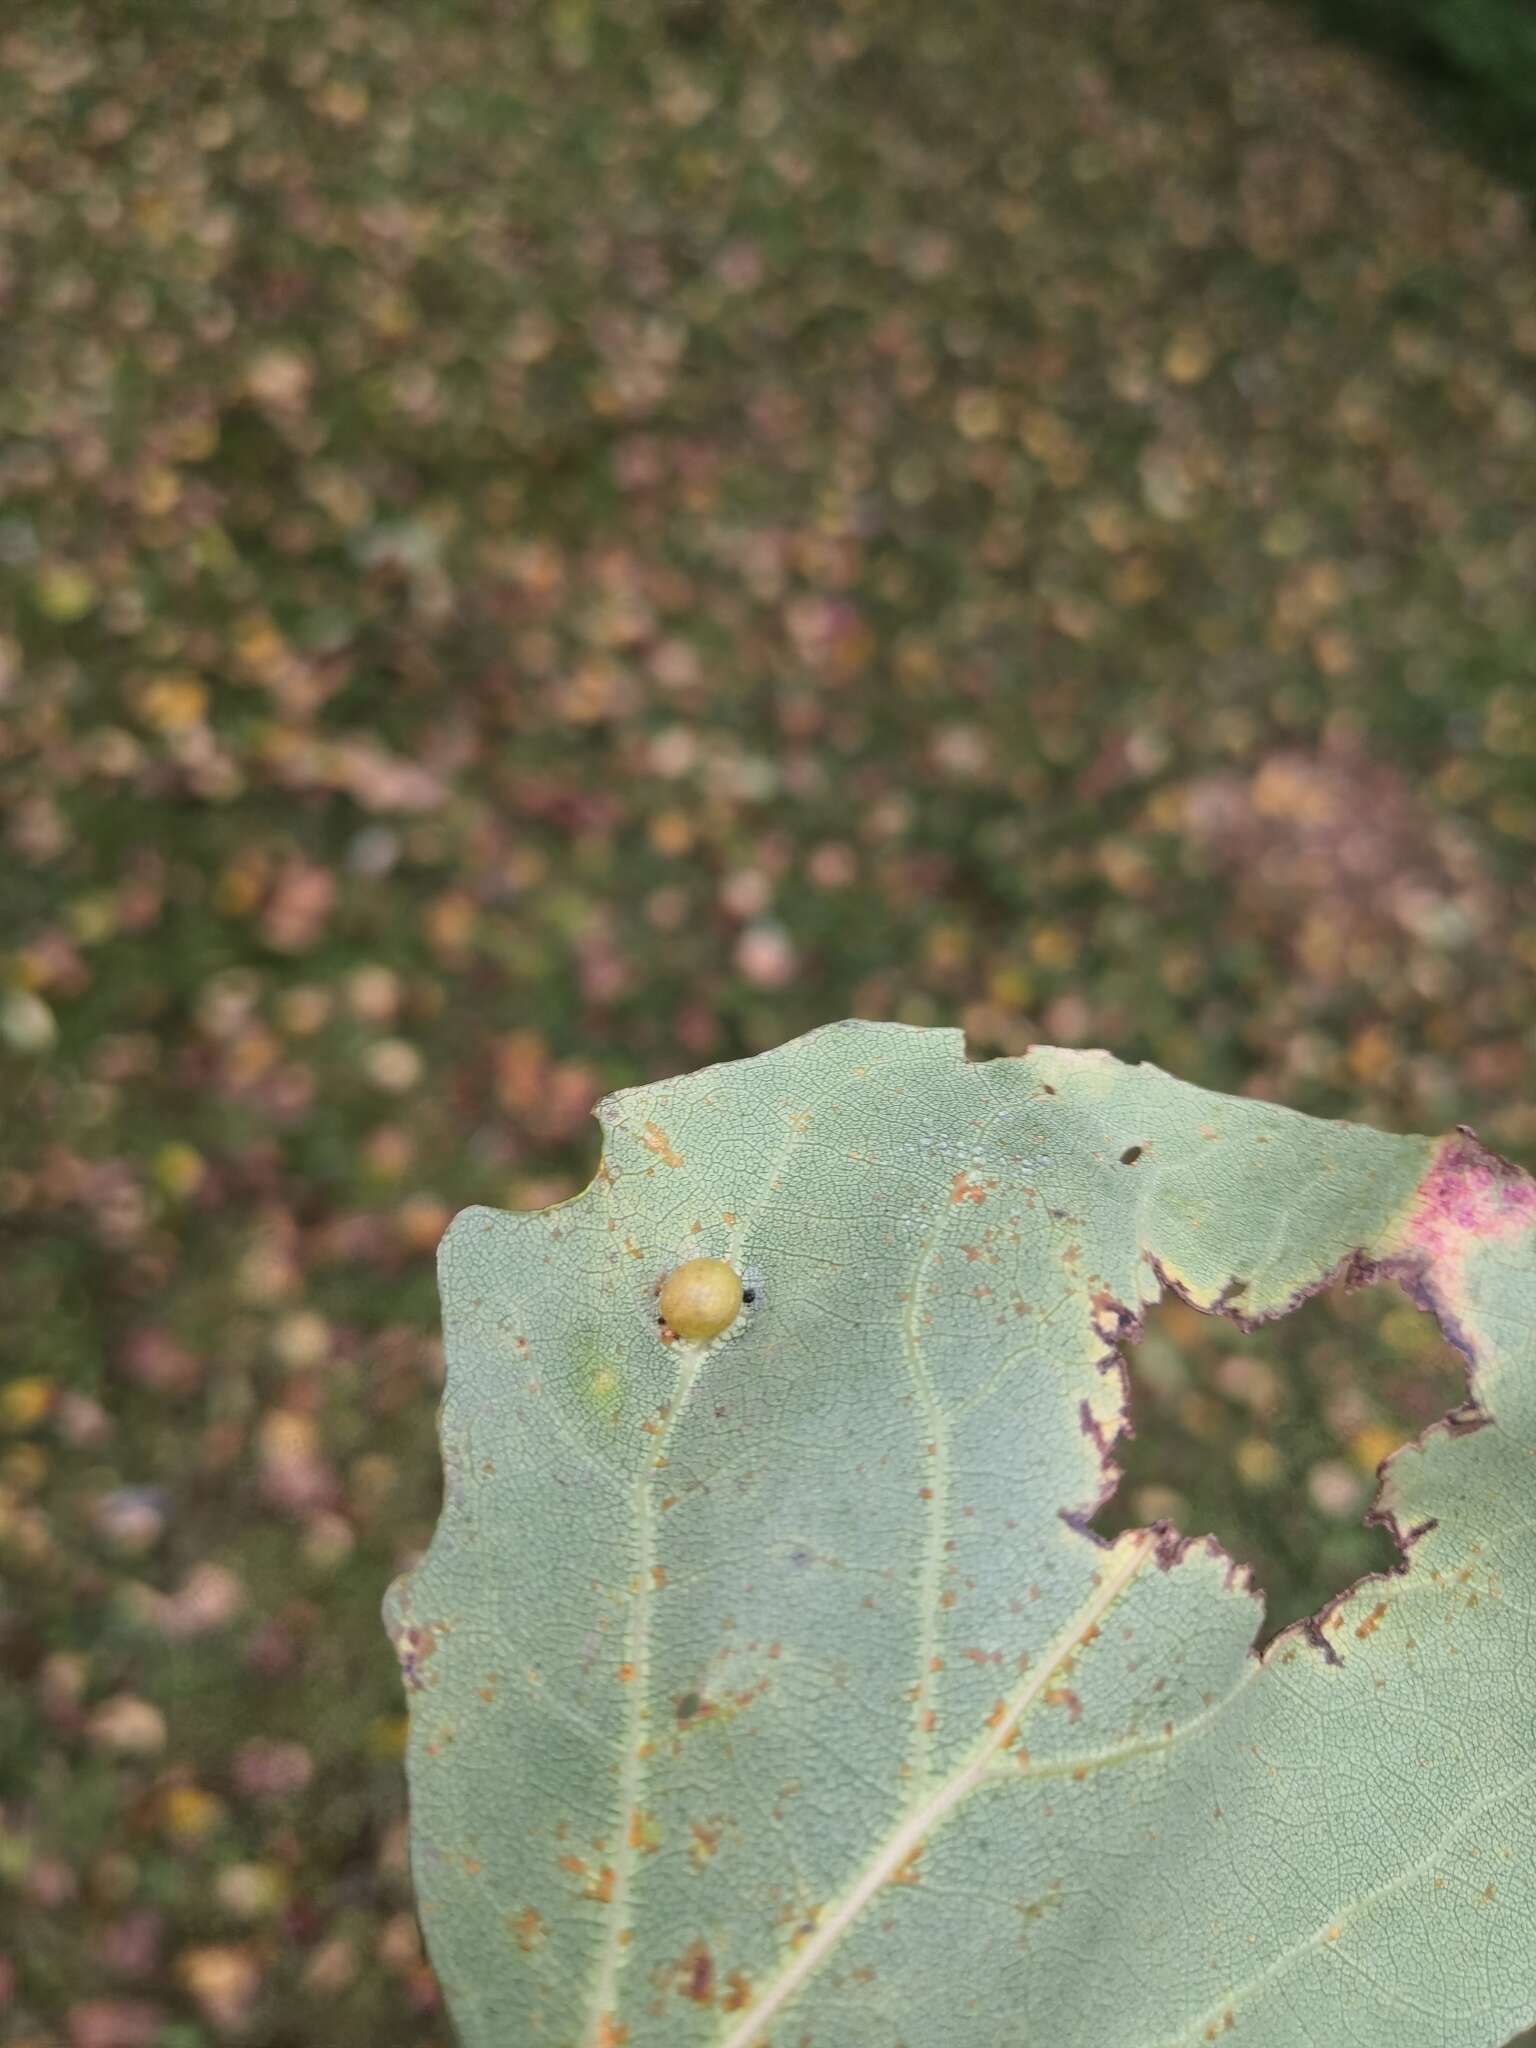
<box><xmin>679</xmin><ymin>1941</ymin><xmax>715</xmax><ymax>2004</ymax></box>
<box><xmin>1355</xmin><ymin>1602</ymin><xmax>1389</xmax><ymax>1640</ymax></box>
<box><xmin>510</xmin><ymin>1907</ymin><xmax>545</xmax><ymax>1953</ymax></box>
<box><xmin>789</xmin><ymin>1913</ymin><xmax>821</xmax><ymax>1950</ymax></box>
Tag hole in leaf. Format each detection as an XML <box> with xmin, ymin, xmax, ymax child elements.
<box><xmin>1093</xmin><ymin>1281</ymin><xmax>1467</xmax><ymax>1644</ymax></box>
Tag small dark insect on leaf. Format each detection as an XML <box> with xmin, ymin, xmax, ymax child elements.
<box><xmin>1120</xmin><ymin>1145</ymin><xmax>1143</xmax><ymax>1165</ymax></box>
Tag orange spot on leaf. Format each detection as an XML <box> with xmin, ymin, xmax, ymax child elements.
<box><xmin>640</xmin><ymin>1123</ymin><xmax>684</xmax><ymax>1168</ymax></box>
<box><xmin>510</xmin><ymin>1907</ymin><xmax>546</xmax><ymax>1953</ymax></box>
<box><xmin>627</xmin><ymin>1810</ymin><xmax>661</xmax><ymax>1855</ymax></box>
<box><xmin>1043</xmin><ymin>1686</ymin><xmax>1083</xmax><ymax>1723</ymax></box>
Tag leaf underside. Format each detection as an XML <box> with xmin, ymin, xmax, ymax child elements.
<box><xmin>386</xmin><ymin>1021</ymin><xmax>1536</xmax><ymax>2048</ymax></box>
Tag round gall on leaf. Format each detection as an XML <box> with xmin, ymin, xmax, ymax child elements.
<box><xmin>657</xmin><ymin>1258</ymin><xmax>743</xmax><ymax>1343</ymax></box>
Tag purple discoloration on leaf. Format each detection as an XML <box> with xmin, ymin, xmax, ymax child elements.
<box><xmin>391</xmin><ymin>1619</ymin><xmax>442</xmax><ymax>1693</ymax></box>
<box><xmin>1077</xmin><ymin>1396</ymin><xmax>1116</xmax><ymax>1462</ymax></box>
<box><xmin>1388</xmin><ymin>1131</ymin><xmax>1536</xmax><ymax>1376</ymax></box>
<box><xmin>1405</xmin><ymin>1130</ymin><xmax>1536</xmax><ymax>1258</ymax></box>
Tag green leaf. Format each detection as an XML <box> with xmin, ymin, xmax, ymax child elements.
<box><xmin>386</xmin><ymin>1021</ymin><xmax>1536</xmax><ymax>2048</ymax></box>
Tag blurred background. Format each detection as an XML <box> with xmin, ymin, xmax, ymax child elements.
<box><xmin>2</xmin><ymin>0</ymin><xmax>1535</xmax><ymax>2042</ymax></box>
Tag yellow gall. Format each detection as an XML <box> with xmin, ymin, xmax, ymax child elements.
<box><xmin>658</xmin><ymin>1259</ymin><xmax>743</xmax><ymax>1343</ymax></box>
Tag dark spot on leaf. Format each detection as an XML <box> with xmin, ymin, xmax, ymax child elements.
<box><xmin>742</xmin><ymin>1288</ymin><xmax>756</xmax><ymax>1304</ymax></box>
<box><xmin>680</xmin><ymin>1940</ymin><xmax>715</xmax><ymax>2004</ymax></box>
<box><xmin>675</xmin><ymin>1691</ymin><xmax>701</xmax><ymax>1722</ymax></box>
<box><xmin>1120</xmin><ymin>1144</ymin><xmax>1143</xmax><ymax>1165</ymax></box>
